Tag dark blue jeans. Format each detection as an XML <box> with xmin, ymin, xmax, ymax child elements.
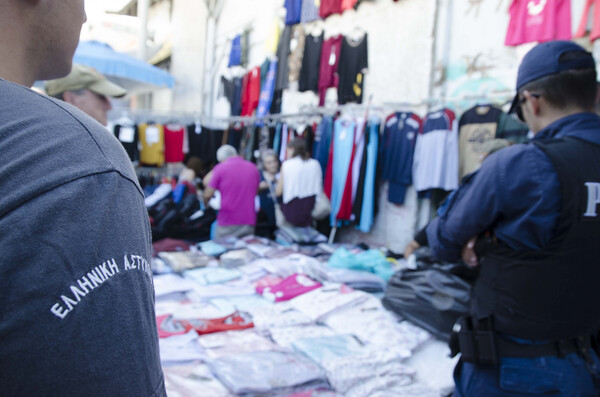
<box><xmin>453</xmin><ymin>352</ymin><xmax>600</xmax><ymax>396</ymax></box>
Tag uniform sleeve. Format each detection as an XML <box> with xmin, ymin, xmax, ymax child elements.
<box><xmin>426</xmin><ymin>144</ymin><xmax>561</xmax><ymax>261</ymax></box>
<box><xmin>0</xmin><ymin>172</ymin><xmax>165</xmax><ymax>396</ymax></box>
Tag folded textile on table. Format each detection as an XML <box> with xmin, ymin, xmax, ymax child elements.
<box><xmin>238</xmin><ymin>260</ymin><xmax>270</xmax><ymax>282</ymax></box>
<box><xmin>197</xmin><ymin>329</ymin><xmax>279</xmax><ymax>359</ymax></box>
<box><xmin>151</xmin><ymin>257</ymin><xmax>174</xmax><ymax>275</ymax></box>
<box><xmin>259</xmin><ymin>253</ymin><xmax>328</xmax><ymax>281</ymax></box>
<box><xmin>153</xmin><ymin>273</ymin><xmax>196</xmax><ymax>299</ymax></box>
<box><xmin>268</xmin><ymin>324</ymin><xmax>335</xmax><ymax>348</ymax></box>
<box><xmin>182</xmin><ymin>310</ymin><xmax>254</xmax><ymax>335</ymax></box>
<box><xmin>152</xmin><ymin>237</ymin><xmax>194</xmax><ymax>254</ymax></box>
<box><xmin>319</xmin><ymin>347</ymin><xmax>416</xmax><ymax>396</ymax></box>
<box><xmin>324</xmin><ymin>267</ymin><xmax>386</xmax><ymax>292</ymax></box>
<box><xmin>185</xmin><ymin>279</ymin><xmax>257</xmax><ymax>300</ymax></box>
<box><xmin>253</xmin><ymin>273</ymin><xmax>284</xmax><ymax>288</ymax></box>
<box><xmin>197</xmin><ymin>240</ymin><xmax>227</xmax><ymax>256</ymax></box>
<box><xmin>158</xmin><ymin>250</ymin><xmax>213</xmax><ymax>272</ymax></box>
<box><xmin>362</xmin><ymin>383</ymin><xmax>441</xmax><ymax>397</ymax></box>
<box><xmin>328</xmin><ymin>247</ymin><xmax>395</xmax><ymax>281</ymax></box>
<box><xmin>159</xmin><ymin>330</ymin><xmax>206</xmax><ymax>365</ymax></box>
<box><xmin>246</xmin><ymin>243</ymin><xmax>277</xmax><ymax>258</ymax></box>
<box><xmin>219</xmin><ymin>248</ymin><xmax>257</xmax><ymax>268</ymax></box>
<box><xmin>183</xmin><ymin>267</ymin><xmax>242</xmax><ymax>286</ymax></box>
<box><xmin>320</xmin><ymin>295</ymin><xmax>430</xmax><ymax>354</ymax></box>
<box><xmin>162</xmin><ymin>363</ymin><xmax>231</xmax><ymax>397</ymax></box>
<box><xmin>209</xmin><ymin>294</ymin><xmax>271</xmax><ymax>314</ymax></box>
<box><xmin>157</xmin><ymin>314</ymin><xmax>192</xmax><ymax>338</ymax></box>
<box><xmin>208</xmin><ymin>350</ymin><xmax>328</xmax><ymax>396</ymax></box>
<box><xmin>289</xmin><ymin>283</ymin><xmax>369</xmax><ymax>321</ymax></box>
<box><xmin>291</xmin><ymin>334</ymin><xmax>365</xmax><ymax>364</ymax></box>
<box><xmin>276</xmin><ymin>225</ymin><xmax>327</xmax><ymax>245</ymax></box>
<box><xmin>155</xmin><ymin>300</ymin><xmax>233</xmax><ymax>321</ymax></box>
<box><xmin>256</xmin><ymin>273</ymin><xmax>322</xmax><ymax>302</ymax></box>
<box><xmin>249</xmin><ymin>300</ymin><xmax>313</xmax><ymax>330</ymax></box>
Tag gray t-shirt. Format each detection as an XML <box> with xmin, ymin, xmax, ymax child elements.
<box><xmin>0</xmin><ymin>79</ymin><xmax>165</xmax><ymax>396</ymax></box>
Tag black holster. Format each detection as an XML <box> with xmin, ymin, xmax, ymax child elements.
<box><xmin>449</xmin><ymin>316</ymin><xmax>498</xmax><ymax>367</ymax></box>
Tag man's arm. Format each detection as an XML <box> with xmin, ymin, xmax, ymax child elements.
<box><xmin>203</xmin><ymin>186</ymin><xmax>216</xmax><ymax>206</ymax></box>
<box><xmin>425</xmin><ymin>153</ymin><xmax>504</xmax><ymax>262</ymax></box>
<box><xmin>426</xmin><ymin>145</ymin><xmax>560</xmax><ymax>262</ymax></box>
<box><xmin>203</xmin><ymin>169</ymin><xmax>214</xmax><ymax>188</ymax></box>
<box><xmin>275</xmin><ymin>172</ymin><xmax>284</xmax><ymax>197</ymax></box>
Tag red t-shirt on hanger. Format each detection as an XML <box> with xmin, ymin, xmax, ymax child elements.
<box><xmin>320</xmin><ymin>0</ymin><xmax>342</xmax><ymax>18</ymax></box>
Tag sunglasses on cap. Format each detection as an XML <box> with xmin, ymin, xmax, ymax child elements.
<box><xmin>515</xmin><ymin>93</ymin><xmax>541</xmax><ymax>122</ymax></box>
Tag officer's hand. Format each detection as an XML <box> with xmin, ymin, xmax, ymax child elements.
<box><xmin>462</xmin><ymin>236</ymin><xmax>479</xmax><ymax>267</ymax></box>
<box><xmin>403</xmin><ymin>240</ymin><xmax>421</xmax><ymax>258</ymax></box>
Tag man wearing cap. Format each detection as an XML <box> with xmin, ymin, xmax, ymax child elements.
<box><xmin>427</xmin><ymin>40</ymin><xmax>600</xmax><ymax>395</ymax></box>
<box><xmin>45</xmin><ymin>63</ymin><xmax>126</xmax><ymax>126</ymax></box>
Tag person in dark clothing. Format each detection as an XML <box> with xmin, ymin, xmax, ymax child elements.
<box><xmin>256</xmin><ymin>150</ymin><xmax>280</xmax><ymax>238</ymax></box>
<box><xmin>427</xmin><ymin>41</ymin><xmax>600</xmax><ymax>395</ymax></box>
<box><xmin>0</xmin><ymin>1</ymin><xmax>165</xmax><ymax>395</ymax></box>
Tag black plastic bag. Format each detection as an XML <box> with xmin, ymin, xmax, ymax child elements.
<box><xmin>382</xmin><ymin>249</ymin><xmax>475</xmax><ymax>341</ymax></box>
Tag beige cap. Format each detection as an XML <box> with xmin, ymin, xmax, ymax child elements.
<box><xmin>45</xmin><ymin>64</ymin><xmax>127</xmax><ymax>98</ymax></box>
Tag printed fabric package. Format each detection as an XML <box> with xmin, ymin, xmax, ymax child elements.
<box><xmin>182</xmin><ymin>310</ymin><xmax>254</xmax><ymax>335</ymax></box>
<box><xmin>209</xmin><ymin>350</ymin><xmax>328</xmax><ymax>395</ymax></box>
<box><xmin>163</xmin><ymin>363</ymin><xmax>231</xmax><ymax>397</ymax></box>
<box><xmin>256</xmin><ymin>273</ymin><xmax>322</xmax><ymax>302</ymax></box>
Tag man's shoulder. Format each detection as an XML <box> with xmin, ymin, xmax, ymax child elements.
<box><xmin>485</xmin><ymin>141</ymin><xmax>543</xmax><ymax>165</ymax></box>
<box><xmin>476</xmin><ymin>140</ymin><xmax>554</xmax><ymax>187</ymax></box>
<box><xmin>0</xmin><ymin>80</ymin><xmax>141</xmax><ymax>217</ymax></box>
<box><xmin>1</xmin><ymin>79</ymin><xmax>135</xmax><ymax>172</ymax></box>
<box><xmin>231</xmin><ymin>157</ymin><xmax>259</xmax><ymax>171</ymax></box>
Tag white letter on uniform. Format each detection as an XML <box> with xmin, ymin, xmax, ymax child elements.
<box><xmin>584</xmin><ymin>182</ymin><xmax>600</xmax><ymax>217</ymax></box>
<box><xmin>50</xmin><ymin>303</ymin><xmax>69</xmax><ymax>319</ymax></box>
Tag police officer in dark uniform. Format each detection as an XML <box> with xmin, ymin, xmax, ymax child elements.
<box><xmin>427</xmin><ymin>40</ymin><xmax>600</xmax><ymax>395</ymax></box>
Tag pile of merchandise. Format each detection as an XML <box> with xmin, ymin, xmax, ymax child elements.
<box><xmin>152</xmin><ymin>235</ymin><xmax>458</xmax><ymax>396</ymax></box>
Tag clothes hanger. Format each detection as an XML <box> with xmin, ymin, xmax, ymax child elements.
<box><xmin>349</xmin><ymin>26</ymin><xmax>365</xmax><ymax>42</ymax></box>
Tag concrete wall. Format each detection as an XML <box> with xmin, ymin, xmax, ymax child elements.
<box><xmin>433</xmin><ymin>0</ymin><xmax>590</xmax><ymax>113</ymax></box>
<box><xmin>169</xmin><ymin>0</ymin><xmax>208</xmax><ymax>113</ymax></box>
<box><xmin>211</xmin><ymin>0</ymin><xmax>437</xmax><ymax>119</ymax></box>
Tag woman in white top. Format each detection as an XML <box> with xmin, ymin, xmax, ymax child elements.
<box><xmin>276</xmin><ymin>138</ymin><xmax>323</xmax><ymax>227</ymax></box>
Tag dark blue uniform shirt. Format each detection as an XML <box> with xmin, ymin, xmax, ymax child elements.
<box><xmin>427</xmin><ymin>112</ymin><xmax>600</xmax><ymax>262</ymax></box>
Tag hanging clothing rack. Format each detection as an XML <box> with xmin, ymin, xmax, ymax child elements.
<box><xmin>112</xmin><ymin>91</ymin><xmax>518</xmax><ymax>126</ymax></box>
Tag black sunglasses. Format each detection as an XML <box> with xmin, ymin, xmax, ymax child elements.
<box><xmin>515</xmin><ymin>93</ymin><xmax>541</xmax><ymax>122</ymax></box>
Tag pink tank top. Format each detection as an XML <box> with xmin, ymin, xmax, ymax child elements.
<box><xmin>575</xmin><ymin>0</ymin><xmax>600</xmax><ymax>41</ymax></box>
<box><xmin>505</xmin><ymin>0</ymin><xmax>571</xmax><ymax>46</ymax></box>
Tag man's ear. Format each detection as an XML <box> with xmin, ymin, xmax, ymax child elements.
<box><xmin>62</xmin><ymin>91</ymin><xmax>76</xmax><ymax>105</ymax></box>
<box><xmin>523</xmin><ymin>90</ymin><xmax>541</xmax><ymax>116</ymax></box>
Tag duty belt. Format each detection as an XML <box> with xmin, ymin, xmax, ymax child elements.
<box><xmin>449</xmin><ymin>316</ymin><xmax>597</xmax><ymax>367</ymax></box>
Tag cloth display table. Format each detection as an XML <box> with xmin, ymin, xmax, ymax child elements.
<box><xmin>152</xmin><ymin>235</ymin><xmax>457</xmax><ymax>396</ymax></box>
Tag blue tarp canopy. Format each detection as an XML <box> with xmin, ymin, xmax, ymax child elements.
<box><xmin>73</xmin><ymin>40</ymin><xmax>175</xmax><ymax>93</ymax></box>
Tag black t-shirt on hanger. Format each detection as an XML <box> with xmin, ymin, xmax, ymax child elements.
<box><xmin>113</xmin><ymin>123</ymin><xmax>139</xmax><ymax>162</ymax></box>
<box><xmin>186</xmin><ymin>124</ymin><xmax>224</xmax><ymax>169</ymax></box>
<box><xmin>299</xmin><ymin>33</ymin><xmax>323</xmax><ymax>93</ymax></box>
<box><xmin>337</xmin><ymin>34</ymin><xmax>368</xmax><ymax>105</ymax></box>
<box><xmin>221</xmin><ymin>76</ymin><xmax>243</xmax><ymax>116</ymax></box>
<box><xmin>275</xmin><ymin>26</ymin><xmax>293</xmax><ymax>92</ymax></box>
